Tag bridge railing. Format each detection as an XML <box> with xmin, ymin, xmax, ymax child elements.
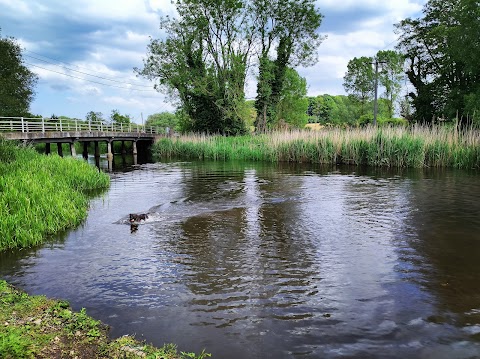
<box><xmin>0</xmin><ymin>117</ymin><xmax>161</xmax><ymax>134</ymax></box>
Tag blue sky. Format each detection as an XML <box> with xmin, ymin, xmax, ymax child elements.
<box><xmin>0</xmin><ymin>0</ymin><xmax>425</xmax><ymax>123</ymax></box>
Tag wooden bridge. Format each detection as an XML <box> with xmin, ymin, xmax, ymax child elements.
<box><xmin>0</xmin><ymin>117</ymin><xmax>163</xmax><ymax>164</ymax></box>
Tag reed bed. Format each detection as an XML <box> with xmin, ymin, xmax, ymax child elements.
<box><xmin>0</xmin><ymin>140</ymin><xmax>110</xmax><ymax>251</ymax></box>
<box><xmin>153</xmin><ymin>125</ymin><xmax>480</xmax><ymax>169</ymax></box>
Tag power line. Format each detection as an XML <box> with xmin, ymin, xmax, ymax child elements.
<box><xmin>25</xmin><ymin>54</ymin><xmax>152</xmax><ymax>89</ymax></box>
<box><xmin>26</xmin><ymin>62</ymin><xmax>158</xmax><ymax>92</ymax></box>
<box><xmin>24</xmin><ymin>48</ymin><xmax>149</xmax><ymax>86</ymax></box>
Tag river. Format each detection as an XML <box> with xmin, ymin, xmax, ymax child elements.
<box><xmin>1</xmin><ymin>158</ymin><xmax>480</xmax><ymax>358</ymax></box>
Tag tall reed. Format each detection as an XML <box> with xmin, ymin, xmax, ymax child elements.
<box><xmin>0</xmin><ymin>140</ymin><xmax>110</xmax><ymax>251</ymax></box>
<box><xmin>153</xmin><ymin>125</ymin><xmax>480</xmax><ymax>169</ymax></box>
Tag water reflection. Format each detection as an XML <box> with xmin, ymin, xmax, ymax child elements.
<box><xmin>1</xmin><ymin>161</ymin><xmax>480</xmax><ymax>358</ymax></box>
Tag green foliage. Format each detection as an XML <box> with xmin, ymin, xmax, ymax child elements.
<box><xmin>1</xmin><ymin>280</ymin><xmax>205</xmax><ymax>358</ymax></box>
<box><xmin>85</xmin><ymin>111</ymin><xmax>104</xmax><ymax>123</ymax></box>
<box><xmin>152</xmin><ymin>125</ymin><xmax>480</xmax><ymax>169</ymax></box>
<box><xmin>253</xmin><ymin>0</ymin><xmax>324</xmax><ymax>132</ymax></box>
<box><xmin>145</xmin><ymin>112</ymin><xmax>179</xmax><ymax>133</ymax></box>
<box><xmin>0</xmin><ymin>327</ymin><xmax>34</xmax><ymax>359</ymax></box>
<box><xmin>0</xmin><ymin>141</ymin><xmax>110</xmax><ymax>251</ymax></box>
<box><xmin>110</xmin><ymin>109</ymin><xmax>131</xmax><ymax>125</ymax></box>
<box><xmin>0</xmin><ymin>34</ymin><xmax>38</xmax><ymax>117</ymax></box>
<box><xmin>343</xmin><ymin>56</ymin><xmax>374</xmax><ymax>115</ymax></box>
<box><xmin>181</xmin><ymin>349</ymin><xmax>212</xmax><ymax>359</ymax></box>
<box><xmin>136</xmin><ymin>0</ymin><xmax>249</xmax><ymax>135</ymax></box>
<box><xmin>396</xmin><ymin>0</ymin><xmax>480</xmax><ymax>123</ymax></box>
<box><xmin>343</xmin><ymin>51</ymin><xmax>404</xmax><ymax>120</ymax></box>
<box><xmin>137</xmin><ymin>0</ymin><xmax>323</xmax><ymax>135</ymax></box>
<box><xmin>275</xmin><ymin>68</ymin><xmax>309</xmax><ymax>128</ymax></box>
<box><xmin>357</xmin><ymin>114</ymin><xmax>409</xmax><ymax>127</ymax></box>
<box><xmin>377</xmin><ymin>50</ymin><xmax>405</xmax><ymax>118</ymax></box>
<box><xmin>307</xmin><ymin>95</ymin><xmax>393</xmax><ymax>126</ymax></box>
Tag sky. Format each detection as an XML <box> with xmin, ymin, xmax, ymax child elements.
<box><xmin>0</xmin><ymin>0</ymin><xmax>426</xmax><ymax>123</ymax></box>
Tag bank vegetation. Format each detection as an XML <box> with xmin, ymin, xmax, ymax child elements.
<box><xmin>0</xmin><ymin>140</ymin><xmax>209</xmax><ymax>358</ymax></box>
<box><xmin>154</xmin><ymin>125</ymin><xmax>480</xmax><ymax>169</ymax></box>
<box><xmin>0</xmin><ymin>140</ymin><xmax>110</xmax><ymax>251</ymax></box>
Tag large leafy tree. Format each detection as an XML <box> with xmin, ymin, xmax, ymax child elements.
<box><xmin>0</xmin><ymin>34</ymin><xmax>38</xmax><ymax>117</ymax></box>
<box><xmin>343</xmin><ymin>51</ymin><xmax>404</xmax><ymax>119</ymax></box>
<box><xmin>275</xmin><ymin>68</ymin><xmax>309</xmax><ymax>128</ymax></box>
<box><xmin>136</xmin><ymin>0</ymin><xmax>252</xmax><ymax>135</ymax></box>
<box><xmin>253</xmin><ymin>0</ymin><xmax>324</xmax><ymax>132</ymax></box>
<box><xmin>137</xmin><ymin>0</ymin><xmax>324</xmax><ymax>135</ymax></box>
<box><xmin>343</xmin><ymin>56</ymin><xmax>374</xmax><ymax>116</ymax></box>
<box><xmin>396</xmin><ymin>0</ymin><xmax>480</xmax><ymax>123</ymax></box>
<box><xmin>377</xmin><ymin>50</ymin><xmax>405</xmax><ymax>118</ymax></box>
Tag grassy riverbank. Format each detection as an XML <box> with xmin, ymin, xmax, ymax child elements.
<box><xmin>154</xmin><ymin>125</ymin><xmax>480</xmax><ymax>169</ymax></box>
<box><xmin>0</xmin><ymin>140</ymin><xmax>209</xmax><ymax>358</ymax></box>
<box><xmin>0</xmin><ymin>280</ymin><xmax>209</xmax><ymax>359</ymax></box>
<box><xmin>0</xmin><ymin>140</ymin><xmax>110</xmax><ymax>251</ymax></box>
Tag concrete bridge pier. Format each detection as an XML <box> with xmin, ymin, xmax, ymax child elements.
<box><xmin>94</xmin><ymin>142</ymin><xmax>100</xmax><ymax>158</ymax></box>
<box><xmin>106</xmin><ymin>141</ymin><xmax>114</xmax><ymax>160</ymax></box>
<box><xmin>45</xmin><ymin>143</ymin><xmax>51</xmax><ymax>155</ymax></box>
<box><xmin>70</xmin><ymin>142</ymin><xmax>76</xmax><ymax>157</ymax></box>
<box><xmin>121</xmin><ymin>141</ymin><xmax>127</xmax><ymax>155</ymax></box>
<box><xmin>132</xmin><ymin>140</ymin><xmax>138</xmax><ymax>155</ymax></box>
<box><xmin>82</xmin><ymin>142</ymin><xmax>89</xmax><ymax>159</ymax></box>
<box><xmin>106</xmin><ymin>140</ymin><xmax>114</xmax><ymax>172</ymax></box>
<box><xmin>57</xmin><ymin>143</ymin><xmax>63</xmax><ymax>157</ymax></box>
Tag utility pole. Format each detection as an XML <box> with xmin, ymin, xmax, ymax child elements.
<box><xmin>372</xmin><ymin>59</ymin><xmax>386</xmax><ymax>126</ymax></box>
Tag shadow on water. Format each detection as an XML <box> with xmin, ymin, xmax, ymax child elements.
<box><xmin>2</xmin><ymin>160</ymin><xmax>480</xmax><ymax>358</ymax></box>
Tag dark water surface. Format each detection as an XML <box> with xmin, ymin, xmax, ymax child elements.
<box><xmin>2</xmin><ymin>160</ymin><xmax>480</xmax><ymax>358</ymax></box>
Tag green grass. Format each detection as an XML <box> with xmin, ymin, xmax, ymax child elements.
<box><xmin>153</xmin><ymin>125</ymin><xmax>480</xmax><ymax>169</ymax></box>
<box><xmin>0</xmin><ymin>139</ymin><xmax>110</xmax><ymax>251</ymax></box>
<box><xmin>0</xmin><ymin>280</ymin><xmax>210</xmax><ymax>359</ymax></box>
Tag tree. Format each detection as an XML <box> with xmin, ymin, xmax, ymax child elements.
<box><xmin>343</xmin><ymin>56</ymin><xmax>374</xmax><ymax>116</ymax></box>
<box><xmin>136</xmin><ymin>0</ymin><xmax>252</xmax><ymax>135</ymax></box>
<box><xmin>110</xmin><ymin>109</ymin><xmax>131</xmax><ymax>125</ymax></box>
<box><xmin>137</xmin><ymin>0</ymin><xmax>324</xmax><ymax>135</ymax></box>
<box><xmin>0</xmin><ymin>34</ymin><xmax>38</xmax><ymax>116</ymax></box>
<box><xmin>85</xmin><ymin>111</ymin><xmax>104</xmax><ymax>123</ymax></box>
<box><xmin>377</xmin><ymin>50</ymin><xmax>405</xmax><ymax>118</ymax></box>
<box><xmin>275</xmin><ymin>68</ymin><xmax>309</xmax><ymax>128</ymax></box>
<box><xmin>145</xmin><ymin>112</ymin><xmax>179</xmax><ymax>133</ymax></box>
<box><xmin>253</xmin><ymin>0</ymin><xmax>324</xmax><ymax>132</ymax></box>
<box><xmin>395</xmin><ymin>0</ymin><xmax>480</xmax><ymax>123</ymax></box>
<box><xmin>343</xmin><ymin>51</ymin><xmax>404</xmax><ymax>119</ymax></box>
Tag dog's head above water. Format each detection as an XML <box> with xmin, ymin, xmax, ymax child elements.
<box><xmin>129</xmin><ymin>213</ymin><xmax>148</xmax><ymax>222</ymax></box>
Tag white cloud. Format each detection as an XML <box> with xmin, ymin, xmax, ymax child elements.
<box><xmin>1</xmin><ymin>0</ymin><xmax>427</xmax><ymax>118</ymax></box>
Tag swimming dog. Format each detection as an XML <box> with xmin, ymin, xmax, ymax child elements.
<box><xmin>129</xmin><ymin>213</ymin><xmax>148</xmax><ymax>223</ymax></box>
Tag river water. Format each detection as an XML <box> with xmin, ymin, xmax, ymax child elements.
<box><xmin>1</xmin><ymin>159</ymin><xmax>480</xmax><ymax>358</ymax></box>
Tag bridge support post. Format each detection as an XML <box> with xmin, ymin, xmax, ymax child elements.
<box><xmin>132</xmin><ymin>140</ymin><xmax>138</xmax><ymax>155</ymax></box>
<box><xmin>83</xmin><ymin>142</ymin><xmax>89</xmax><ymax>159</ymax></box>
<box><xmin>70</xmin><ymin>142</ymin><xmax>76</xmax><ymax>157</ymax></box>
<box><xmin>107</xmin><ymin>141</ymin><xmax>113</xmax><ymax>161</ymax></box>
<box><xmin>57</xmin><ymin>143</ymin><xmax>63</xmax><ymax>157</ymax></box>
<box><xmin>45</xmin><ymin>143</ymin><xmax>51</xmax><ymax>155</ymax></box>
<box><xmin>107</xmin><ymin>141</ymin><xmax>114</xmax><ymax>172</ymax></box>
<box><xmin>94</xmin><ymin>141</ymin><xmax>100</xmax><ymax>158</ymax></box>
<box><xmin>121</xmin><ymin>141</ymin><xmax>127</xmax><ymax>155</ymax></box>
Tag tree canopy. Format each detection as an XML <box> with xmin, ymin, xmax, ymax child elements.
<box><xmin>110</xmin><ymin>109</ymin><xmax>131</xmax><ymax>125</ymax></box>
<box><xmin>0</xmin><ymin>34</ymin><xmax>38</xmax><ymax>117</ymax></box>
<box><xmin>395</xmin><ymin>0</ymin><xmax>480</xmax><ymax>124</ymax></box>
<box><xmin>343</xmin><ymin>50</ymin><xmax>404</xmax><ymax>119</ymax></box>
<box><xmin>145</xmin><ymin>112</ymin><xmax>179</xmax><ymax>133</ymax></box>
<box><xmin>136</xmin><ymin>0</ymin><xmax>324</xmax><ymax>134</ymax></box>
